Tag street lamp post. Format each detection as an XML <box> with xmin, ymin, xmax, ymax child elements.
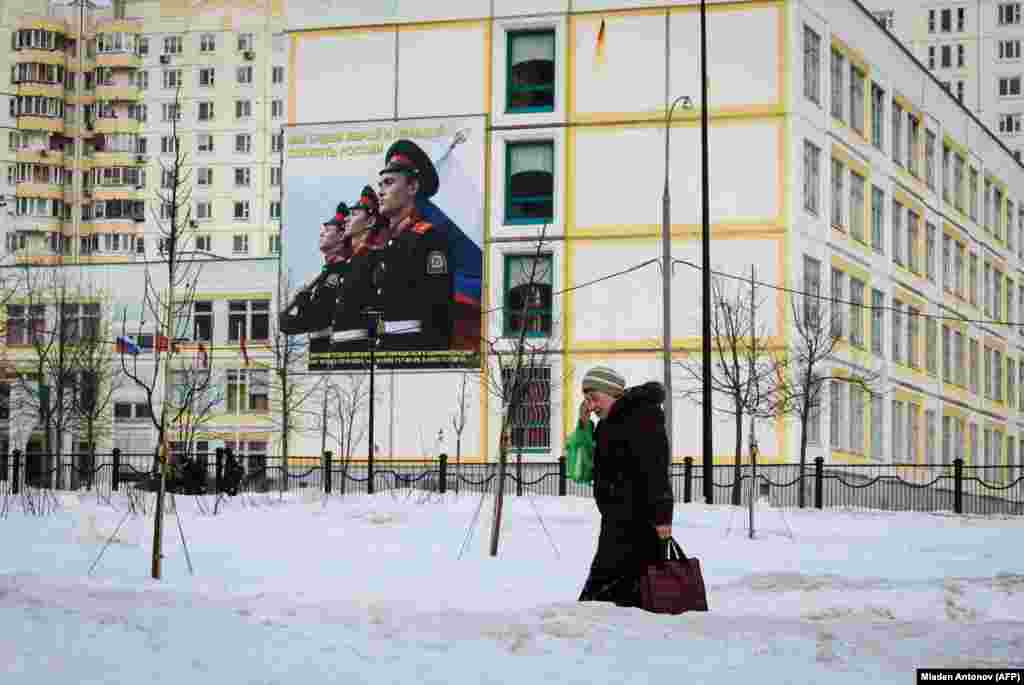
<box><xmin>662</xmin><ymin>94</ymin><xmax>692</xmax><ymax>471</ymax></box>
<box><xmin>699</xmin><ymin>0</ymin><xmax>714</xmax><ymax>505</ymax></box>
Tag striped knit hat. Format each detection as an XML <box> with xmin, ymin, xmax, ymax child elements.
<box><xmin>581</xmin><ymin>366</ymin><xmax>626</xmax><ymax>398</ymax></box>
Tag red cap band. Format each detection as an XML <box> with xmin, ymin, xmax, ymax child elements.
<box><xmin>390</xmin><ymin>153</ymin><xmax>413</xmax><ymax>168</ymax></box>
<box><xmin>335</xmin><ymin>212</ymin><xmax>345</xmax><ymax>222</ymax></box>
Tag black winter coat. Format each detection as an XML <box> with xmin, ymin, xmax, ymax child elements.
<box><xmin>579</xmin><ymin>382</ymin><xmax>674</xmax><ymax>606</ymax></box>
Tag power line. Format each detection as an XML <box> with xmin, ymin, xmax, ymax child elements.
<box><xmin>673</xmin><ymin>257</ymin><xmax>1024</xmax><ymax>331</ymax></box>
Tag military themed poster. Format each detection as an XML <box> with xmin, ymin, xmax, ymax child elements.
<box><xmin>281</xmin><ymin>116</ymin><xmax>485</xmax><ymax>370</ymax></box>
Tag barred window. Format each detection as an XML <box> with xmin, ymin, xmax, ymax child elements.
<box><xmin>500</xmin><ymin>365</ymin><xmax>551</xmax><ymax>451</ymax></box>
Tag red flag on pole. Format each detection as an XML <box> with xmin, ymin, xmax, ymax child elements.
<box><xmin>155</xmin><ymin>334</ymin><xmax>169</xmax><ymax>352</ymax></box>
<box><xmin>197</xmin><ymin>343</ymin><xmax>209</xmax><ymax>369</ymax></box>
<box><xmin>239</xmin><ymin>336</ymin><xmax>250</xmax><ymax>367</ymax></box>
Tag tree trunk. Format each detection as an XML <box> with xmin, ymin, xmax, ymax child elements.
<box><xmin>732</xmin><ymin>404</ymin><xmax>743</xmax><ymax>505</ymax></box>
<box><xmin>798</xmin><ymin>395</ymin><xmax>810</xmax><ymax>508</ymax></box>
<box><xmin>280</xmin><ymin>370</ymin><xmax>289</xmax><ymax>492</ymax></box>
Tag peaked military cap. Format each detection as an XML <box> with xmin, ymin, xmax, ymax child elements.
<box><xmin>323</xmin><ymin>201</ymin><xmax>350</xmax><ymax>227</ymax></box>
<box><xmin>379</xmin><ymin>139</ymin><xmax>439</xmax><ymax>198</ymax></box>
<box><xmin>351</xmin><ymin>185</ymin><xmax>380</xmax><ymax>215</ymax></box>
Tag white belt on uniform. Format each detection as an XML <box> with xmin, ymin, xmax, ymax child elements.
<box><xmin>309</xmin><ymin>328</ymin><xmax>331</xmax><ymax>339</ymax></box>
<box><xmin>330</xmin><ymin>319</ymin><xmax>422</xmax><ymax>343</ymax></box>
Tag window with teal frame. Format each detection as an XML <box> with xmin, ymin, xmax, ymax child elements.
<box><xmin>507</xmin><ymin>29</ymin><xmax>555</xmax><ymax>113</ymax></box>
<box><xmin>504</xmin><ymin>253</ymin><xmax>553</xmax><ymax>337</ymax></box>
<box><xmin>505</xmin><ymin>141</ymin><xmax>554</xmax><ymax>224</ymax></box>
<box><xmin>500</xmin><ymin>364</ymin><xmax>551</xmax><ymax>452</ymax></box>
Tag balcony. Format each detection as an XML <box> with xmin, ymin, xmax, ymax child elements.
<box><xmin>94</xmin><ymin>18</ymin><xmax>143</xmax><ymax>34</ymax></box>
<box><xmin>15</xmin><ymin>81</ymin><xmax>63</xmax><ymax>99</ymax></box>
<box><xmin>93</xmin><ymin>118</ymin><xmax>139</xmax><ymax>135</ymax></box>
<box><xmin>16</xmin><ymin>116</ymin><xmax>64</xmax><ymax>133</ymax></box>
<box><xmin>95</xmin><ymin>84</ymin><xmax>141</xmax><ymax>102</ymax></box>
<box><xmin>96</xmin><ymin>52</ymin><xmax>141</xmax><ymax>69</ymax></box>
<box><xmin>92</xmin><ymin>151</ymin><xmax>143</xmax><ymax>167</ymax></box>
<box><xmin>15</xmin><ymin>182</ymin><xmax>66</xmax><ymax>201</ymax></box>
<box><xmin>14</xmin><ymin>49</ymin><xmax>66</xmax><ymax>66</ymax></box>
<box><xmin>91</xmin><ymin>186</ymin><xmax>145</xmax><ymax>202</ymax></box>
<box><xmin>16</xmin><ymin>148</ymin><xmax>65</xmax><ymax>164</ymax></box>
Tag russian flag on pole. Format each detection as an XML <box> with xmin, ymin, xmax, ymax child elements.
<box><xmin>115</xmin><ymin>336</ymin><xmax>142</xmax><ymax>355</ymax></box>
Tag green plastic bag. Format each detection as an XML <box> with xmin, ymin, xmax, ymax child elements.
<box><xmin>565</xmin><ymin>421</ymin><xmax>594</xmax><ymax>484</ymax></box>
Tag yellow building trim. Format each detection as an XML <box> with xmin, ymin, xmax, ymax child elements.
<box><xmin>829</xmin><ymin>253</ymin><xmax>871</xmax><ymax>284</ymax></box>
<box><xmin>943</xmin><ymin>133</ymin><xmax>968</xmax><ymax>160</ymax></box>
<box><xmin>16</xmin><ymin>82</ymin><xmax>63</xmax><ymax>99</ymax></box>
<box><xmin>575</xmin><ymin>104</ymin><xmax>785</xmax><ymax>126</ymax></box>
<box><xmin>831</xmin><ymin>34</ymin><xmax>869</xmax><ymax>75</ymax></box>
<box><xmin>94</xmin><ymin>19</ymin><xmax>142</xmax><ymax>33</ymax></box>
<box><xmin>483</xmin><ymin>19</ymin><xmax>492</xmax><ymax>115</ymax></box>
<box><xmin>14</xmin><ymin>48</ymin><xmax>68</xmax><ymax>66</ymax></box>
<box><xmin>942</xmin><ymin>220</ymin><xmax>964</xmax><ymax>243</ymax></box>
<box><xmin>188</xmin><ymin>292</ymin><xmax>274</xmax><ymax>302</ymax></box>
<box><xmin>19</xmin><ymin>18</ymin><xmax>66</xmax><ymax>32</ymax></box>
<box><xmin>14</xmin><ymin>183</ymin><xmax>63</xmax><ymax>200</ymax></box>
<box><xmin>567</xmin><ymin>221</ymin><xmax>784</xmax><ymax>239</ymax></box>
<box><xmin>16</xmin><ymin>116</ymin><xmax>64</xmax><ymax>133</ymax></box>
<box><xmin>830</xmin><ymin>143</ymin><xmax>869</xmax><ymax>178</ymax></box>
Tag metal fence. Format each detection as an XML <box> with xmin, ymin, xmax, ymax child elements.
<box><xmin>1</xmin><ymin>450</ymin><xmax>1022</xmax><ymax>515</ymax></box>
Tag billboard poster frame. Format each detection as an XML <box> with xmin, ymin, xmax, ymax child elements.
<box><xmin>280</xmin><ymin>114</ymin><xmax>486</xmax><ymax>372</ymax></box>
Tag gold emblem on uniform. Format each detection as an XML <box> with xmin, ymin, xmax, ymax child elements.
<box><xmin>427</xmin><ymin>250</ymin><xmax>447</xmax><ymax>275</ymax></box>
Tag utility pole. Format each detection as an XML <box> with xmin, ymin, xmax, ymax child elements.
<box><xmin>747</xmin><ymin>265</ymin><xmax>757</xmax><ymax>539</ymax></box>
<box><xmin>365</xmin><ymin>309</ymin><xmax>382</xmax><ymax>494</ymax></box>
<box><xmin>699</xmin><ymin>0</ymin><xmax>714</xmax><ymax>504</ymax></box>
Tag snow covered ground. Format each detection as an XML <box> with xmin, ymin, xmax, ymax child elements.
<box><xmin>2</xmin><ymin>488</ymin><xmax>1023</xmax><ymax>684</ymax></box>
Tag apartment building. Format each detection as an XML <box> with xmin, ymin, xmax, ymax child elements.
<box><xmin>862</xmin><ymin>0</ymin><xmax>1024</xmax><ymax>159</ymax></box>
<box><xmin>0</xmin><ymin>0</ymin><xmax>285</xmax><ymax>264</ymax></box>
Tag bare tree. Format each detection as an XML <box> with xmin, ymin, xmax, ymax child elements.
<box><xmin>481</xmin><ymin>224</ymin><xmax>560</xmax><ymax>556</ymax></box>
<box><xmin>676</xmin><ymin>273</ymin><xmax>780</xmax><ymax>505</ymax></box>
<box><xmin>69</xmin><ymin>286</ymin><xmax>123</xmax><ymax>489</ymax></box>
<box><xmin>774</xmin><ymin>290</ymin><xmax>879</xmax><ymax>507</ymax></box>
<box><xmin>117</xmin><ymin>84</ymin><xmax>207</xmax><ymax>579</ymax></box>
<box><xmin>450</xmin><ymin>371</ymin><xmax>473</xmax><ymax>494</ymax></box>
<box><xmin>269</xmin><ymin>272</ymin><xmax>322</xmax><ymax>478</ymax></box>
<box><xmin>312</xmin><ymin>373</ymin><xmax>375</xmax><ymax>493</ymax></box>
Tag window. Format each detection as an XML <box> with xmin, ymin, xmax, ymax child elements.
<box><xmin>941</xmin><ymin>45</ymin><xmax>952</xmax><ymax>68</ymax></box>
<box><xmin>200</xmin><ymin>33</ymin><xmax>215</xmax><ymax>53</ymax></box>
<box><xmin>831</xmin><ymin>268</ymin><xmax>844</xmax><ymax>339</ymax></box>
<box><xmin>803</xmin><ymin>256</ymin><xmax>821</xmax><ymax>325</ymax></box>
<box><xmin>503</xmin><ymin>253</ymin><xmax>554</xmax><ymax>336</ymax></box>
<box><xmin>163</xmin><ymin>35</ymin><xmax>182</xmax><ymax>55</ymax></box>
<box><xmin>195</xmin><ymin>201</ymin><xmax>212</xmax><ymax>220</ymax></box>
<box><xmin>161</xmin><ymin>69</ymin><xmax>181</xmax><ymax>90</ymax></box>
<box><xmin>270</xmin><ymin>167</ymin><xmax>281</xmax><ymax>186</ymax></box>
<box><xmin>507</xmin><ymin>30</ymin><xmax>555</xmax><ymax>113</ymax></box>
<box><xmin>830</xmin><ymin>381</ymin><xmax>843</xmax><ymax>449</ymax></box>
<box><xmin>941</xmin><ymin>324</ymin><xmax>951</xmax><ymax>381</ymax></box>
<box><xmin>501</xmin><ymin>365</ymin><xmax>551</xmax><ymax>451</ymax></box>
<box><xmin>943</xmin><ymin>144</ymin><xmax>952</xmax><ymax>203</ymax></box>
<box><xmin>849</xmin><ymin>278</ymin><xmax>864</xmax><ymax>347</ymax></box>
<box><xmin>955</xmin><ymin>331</ymin><xmax>965</xmax><ymax>386</ymax></box>
<box><xmin>803</xmin><ymin>140</ymin><xmax>820</xmax><ymax>214</ymax></box>
<box><xmin>926</xmin><ymin>222</ymin><xmax>936</xmax><ymax>282</ymax></box>
<box><xmin>998</xmin><ymin>3</ymin><xmax>1022</xmax><ymax>26</ymax></box>
<box><xmin>271</xmin><ymin>132</ymin><xmax>283</xmax><ymax>153</ymax></box>
<box><xmin>871</xmin><ymin>289</ymin><xmax>884</xmax><ymax>357</ymax></box>
<box><xmin>138</xmin><ymin>37</ymin><xmax>149</xmax><ymax>56</ymax></box>
<box><xmin>505</xmin><ymin>141</ymin><xmax>554</xmax><ymax>224</ymax></box>
<box><xmin>6</xmin><ymin>304</ymin><xmax>45</xmax><ymax>345</ymax></box>
<box><xmin>232</xmin><ymin>233</ymin><xmax>249</xmax><ymax>253</ymax></box>
<box><xmin>925</xmin><ymin>130</ymin><xmax>936</xmax><ymax>190</ymax></box>
<box><xmin>892</xmin><ymin>200</ymin><xmax>903</xmax><ymax>265</ymax></box>
<box><xmin>236</xmin><ymin>65</ymin><xmax>253</xmax><ymax>85</ymax></box>
<box><xmin>965</xmin><ymin>167</ymin><xmax>978</xmax><ymax>222</ymax></box>
<box><xmin>197</xmin><ymin>167</ymin><xmax>213</xmax><ymax>186</ymax></box>
<box><xmin>269</xmin><ymin>234</ymin><xmax>281</xmax><ymax>254</ymax></box>
<box><xmin>984</xmin><ymin>346</ymin><xmax>992</xmax><ymax>398</ymax></box>
<box><xmin>270</xmin><ymin>201</ymin><xmax>281</xmax><ymax>220</ymax></box>
<box><xmin>235</xmin><ymin>100</ymin><xmax>252</xmax><ymax>119</ymax></box>
<box><xmin>272</xmin><ymin>66</ymin><xmax>284</xmax><ymax>84</ymax></box>
<box><xmin>192</xmin><ymin>301</ymin><xmax>212</xmax><ymax>341</ymax></box>
<box><xmin>271</xmin><ymin>99</ymin><xmax>283</xmax><ymax>118</ymax></box>
<box><xmin>892</xmin><ymin>300</ymin><xmax>903</xmax><ymax>363</ymax></box>
<box><xmin>850</xmin><ymin>171</ymin><xmax>865</xmax><ymax>242</ymax></box>
<box><xmin>892</xmin><ymin>400</ymin><xmax>904</xmax><ymax>461</ymax></box>
<box><xmin>237</xmin><ymin>33</ymin><xmax>254</xmax><ymax>52</ymax></box>
<box><xmin>831</xmin><ymin>158</ymin><xmax>844</xmax><ymax>227</ymax></box>
<box><xmin>929</xmin><ymin>319</ymin><xmax>939</xmax><ymax>377</ymax></box>
<box><xmin>160</xmin><ymin>135</ymin><xmax>178</xmax><ymax>155</ymax></box>
<box><xmin>234</xmin><ymin>134</ymin><xmax>252</xmax><ymax>154</ymax></box>
<box><xmin>908</xmin><ymin>115</ymin><xmax>920</xmax><ymax>176</ymax></box>
<box><xmin>984</xmin><ymin>262</ymin><xmax>992</xmax><ymax>316</ymax></box>
<box><xmin>907</xmin><ymin>210</ymin><xmax>920</xmax><ymax>273</ymax></box>
<box><xmin>871</xmin><ymin>394</ymin><xmax>884</xmax><ymax>459</ymax></box>
<box><xmin>234</xmin><ymin>167</ymin><xmax>251</xmax><ymax>186</ymax></box>
<box><xmin>999</xmin><ymin>39</ymin><xmax>1022</xmax><ymax>60</ymax></box>
<box><xmin>871</xmin><ymin>83</ymin><xmax>885</xmax><ymax>149</ymax></box>
<box><xmin>830</xmin><ymin>48</ymin><xmax>844</xmax><ymax>120</ymax></box>
<box><xmin>226</xmin><ymin>369</ymin><xmax>269</xmax><ymax>414</ymax></box>
<box><xmin>871</xmin><ymin>185</ymin><xmax>884</xmax><ymax>253</ymax></box>
<box><xmin>135</xmin><ymin>70</ymin><xmax>149</xmax><ymax>90</ymax></box>
<box><xmin>803</xmin><ymin>26</ymin><xmax>821</xmax><ymax>104</ymax></box>
<box><xmin>874</xmin><ymin>10</ymin><xmax>895</xmax><ymax>31</ymax></box>
<box><xmin>161</xmin><ymin>101</ymin><xmax>182</xmax><ymax>121</ymax></box>
<box><xmin>195</xmin><ymin>235</ymin><xmax>211</xmax><ymax>252</ymax></box>
<box><xmin>1010</xmin><ymin>358</ymin><xmax>1017</xmax><ymax>409</ymax></box>
<box><xmin>228</xmin><ymin>300</ymin><xmax>270</xmax><ymax>342</ymax></box>
<box><xmin>929</xmin><ymin>46</ymin><xmax>936</xmax><ymax>70</ymax></box>
<box><xmin>929</xmin><ymin>9</ymin><xmax>936</xmax><ymax>32</ymax></box>
<box><xmin>199</xmin><ymin>67</ymin><xmax>215</xmax><ymax>87</ymax></box>
<box><xmin>193</xmin><ymin>101</ymin><xmax>213</xmax><ymax>123</ymax></box>
<box><xmin>849</xmin><ymin>385</ymin><xmax>864</xmax><ymax>454</ymax></box>
<box><xmin>958</xmin><ymin>7</ymin><xmax>966</xmax><ymax>31</ymax></box>
<box><xmin>954</xmin><ymin>154</ymin><xmax>964</xmax><ymax>211</ymax></box>
<box><xmin>233</xmin><ymin>201</ymin><xmax>250</xmax><ymax>220</ymax></box>
<box><xmin>941</xmin><ymin>7</ymin><xmax>953</xmax><ymax>31</ymax></box>
<box><xmin>850</xmin><ymin>66</ymin><xmax>865</xmax><ymax>133</ymax></box>
<box><xmin>892</xmin><ymin>101</ymin><xmax>903</xmax><ymax>165</ymax></box>
<box><xmin>955</xmin><ymin>242</ymin><xmax>965</xmax><ymax>296</ymax></box>
<box><xmin>161</xmin><ymin>169</ymin><xmax>175</xmax><ymax>188</ymax></box>
<box><xmin>907</xmin><ymin>306</ymin><xmax>920</xmax><ymax>368</ymax></box>
<box><xmin>970</xmin><ymin>338</ymin><xmax>979</xmax><ymax>393</ymax></box>
<box><xmin>197</xmin><ymin>133</ymin><xmax>214</xmax><ymax>153</ymax></box>
<box><xmin>958</xmin><ymin>44</ymin><xmax>965</xmax><ymax>67</ymax></box>
<box><xmin>999</xmin><ymin>76</ymin><xmax>1022</xmax><ymax>96</ymax></box>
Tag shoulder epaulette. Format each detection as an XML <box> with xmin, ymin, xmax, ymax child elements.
<box><xmin>411</xmin><ymin>219</ymin><xmax>433</xmax><ymax>235</ymax></box>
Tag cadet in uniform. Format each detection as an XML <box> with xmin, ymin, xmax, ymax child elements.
<box><xmin>332</xmin><ymin>140</ymin><xmax>455</xmax><ymax>356</ymax></box>
<box><xmin>278</xmin><ymin>201</ymin><xmax>351</xmax><ymax>360</ymax></box>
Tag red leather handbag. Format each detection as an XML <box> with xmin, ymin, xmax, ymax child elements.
<box><xmin>639</xmin><ymin>537</ymin><xmax>709</xmax><ymax>615</ymax></box>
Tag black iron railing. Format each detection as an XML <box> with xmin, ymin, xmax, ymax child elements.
<box><xmin>1</xmin><ymin>451</ymin><xmax>1021</xmax><ymax>516</ymax></box>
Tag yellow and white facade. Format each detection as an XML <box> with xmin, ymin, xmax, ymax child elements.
<box><xmin>280</xmin><ymin>0</ymin><xmax>1024</xmax><ymax>476</ymax></box>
